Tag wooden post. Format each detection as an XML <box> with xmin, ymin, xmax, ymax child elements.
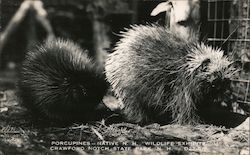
<box><xmin>0</xmin><ymin>0</ymin><xmax>54</xmax><ymax>69</ymax></box>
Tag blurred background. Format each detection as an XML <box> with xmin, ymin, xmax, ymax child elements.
<box><xmin>0</xmin><ymin>0</ymin><xmax>249</xmax><ymax>114</ymax></box>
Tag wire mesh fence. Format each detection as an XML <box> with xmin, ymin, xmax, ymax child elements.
<box><xmin>203</xmin><ymin>0</ymin><xmax>250</xmax><ymax>113</ymax></box>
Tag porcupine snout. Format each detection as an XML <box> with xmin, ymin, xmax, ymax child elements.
<box><xmin>208</xmin><ymin>71</ymin><xmax>230</xmax><ymax>91</ymax></box>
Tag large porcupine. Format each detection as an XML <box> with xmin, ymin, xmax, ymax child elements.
<box><xmin>18</xmin><ymin>39</ymin><xmax>108</xmax><ymax>121</ymax></box>
<box><xmin>105</xmin><ymin>25</ymin><xmax>238</xmax><ymax>125</ymax></box>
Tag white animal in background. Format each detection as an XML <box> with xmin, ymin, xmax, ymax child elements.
<box><xmin>151</xmin><ymin>0</ymin><xmax>200</xmax><ymax>40</ymax></box>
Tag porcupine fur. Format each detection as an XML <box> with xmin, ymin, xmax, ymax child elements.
<box><xmin>105</xmin><ymin>25</ymin><xmax>237</xmax><ymax>125</ymax></box>
<box><xmin>18</xmin><ymin>39</ymin><xmax>108</xmax><ymax>121</ymax></box>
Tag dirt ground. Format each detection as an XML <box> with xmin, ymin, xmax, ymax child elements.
<box><xmin>0</xmin><ymin>70</ymin><xmax>249</xmax><ymax>155</ymax></box>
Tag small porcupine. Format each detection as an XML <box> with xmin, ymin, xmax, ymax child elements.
<box><xmin>105</xmin><ymin>25</ymin><xmax>237</xmax><ymax>125</ymax></box>
<box><xmin>18</xmin><ymin>39</ymin><xmax>108</xmax><ymax>121</ymax></box>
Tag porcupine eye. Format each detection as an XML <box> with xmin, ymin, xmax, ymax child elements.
<box><xmin>195</xmin><ymin>58</ymin><xmax>211</xmax><ymax>75</ymax></box>
<box><xmin>200</xmin><ymin>58</ymin><xmax>211</xmax><ymax>72</ymax></box>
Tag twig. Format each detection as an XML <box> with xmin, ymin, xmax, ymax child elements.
<box><xmin>91</xmin><ymin>127</ymin><xmax>104</xmax><ymax>141</ymax></box>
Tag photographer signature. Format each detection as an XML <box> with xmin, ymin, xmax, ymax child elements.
<box><xmin>0</xmin><ymin>125</ymin><xmax>22</xmax><ymax>134</ymax></box>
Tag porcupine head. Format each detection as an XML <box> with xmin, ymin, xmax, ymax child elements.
<box><xmin>105</xmin><ymin>25</ymin><xmax>236</xmax><ymax>125</ymax></box>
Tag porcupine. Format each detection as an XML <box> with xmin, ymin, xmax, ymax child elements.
<box><xmin>18</xmin><ymin>39</ymin><xmax>109</xmax><ymax>121</ymax></box>
<box><xmin>105</xmin><ymin>24</ymin><xmax>238</xmax><ymax>125</ymax></box>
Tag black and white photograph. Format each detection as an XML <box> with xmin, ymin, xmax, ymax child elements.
<box><xmin>0</xmin><ymin>0</ymin><xmax>249</xmax><ymax>154</ymax></box>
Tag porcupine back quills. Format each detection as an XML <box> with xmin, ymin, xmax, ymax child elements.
<box><xmin>105</xmin><ymin>24</ymin><xmax>237</xmax><ymax>125</ymax></box>
<box><xmin>18</xmin><ymin>39</ymin><xmax>109</xmax><ymax>121</ymax></box>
